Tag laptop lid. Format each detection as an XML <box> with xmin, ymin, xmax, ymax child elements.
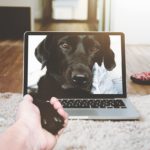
<box><xmin>23</xmin><ymin>32</ymin><xmax>126</xmax><ymax>99</ymax></box>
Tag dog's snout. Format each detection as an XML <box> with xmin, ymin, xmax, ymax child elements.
<box><xmin>64</xmin><ymin>63</ymin><xmax>92</xmax><ymax>90</ymax></box>
<box><xmin>72</xmin><ymin>74</ymin><xmax>88</xmax><ymax>85</ymax></box>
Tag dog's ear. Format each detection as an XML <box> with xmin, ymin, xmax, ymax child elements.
<box><xmin>35</xmin><ymin>35</ymin><xmax>53</xmax><ymax>69</ymax></box>
<box><xmin>94</xmin><ymin>34</ymin><xmax>116</xmax><ymax>71</ymax></box>
<box><xmin>104</xmin><ymin>48</ymin><xmax>116</xmax><ymax>71</ymax></box>
<box><xmin>93</xmin><ymin>50</ymin><xmax>104</xmax><ymax>67</ymax></box>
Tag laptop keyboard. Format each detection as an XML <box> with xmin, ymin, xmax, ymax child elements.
<box><xmin>59</xmin><ymin>99</ymin><xmax>127</xmax><ymax>108</ymax></box>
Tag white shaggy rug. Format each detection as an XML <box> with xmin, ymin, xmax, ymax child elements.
<box><xmin>0</xmin><ymin>93</ymin><xmax>150</xmax><ymax>150</ymax></box>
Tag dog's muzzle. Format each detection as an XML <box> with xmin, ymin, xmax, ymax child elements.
<box><xmin>63</xmin><ymin>63</ymin><xmax>92</xmax><ymax>90</ymax></box>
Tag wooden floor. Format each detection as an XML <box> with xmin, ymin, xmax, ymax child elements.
<box><xmin>0</xmin><ymin>40</ymin><xmax>23</xmax><ymax>92</ymax></box>
<box><xmin>126</xmin><ymin>45</ymin><xmax>150</xmax><ymax>95</ymax></box>
<box><xmin>0</xmin><ymin>22</ymin><xmax>150</xmax><ymax>95</ymax></box>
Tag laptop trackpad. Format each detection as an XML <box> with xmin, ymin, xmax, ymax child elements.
<box><xmin>65</xmin><ymin>109</ymin><xmax>100</xmax><ymax>116</ymax></box>
<box><xmin>65</xmin><ymin>108</ymin><xmax>112</xmax><ymax>119</ymax></box>
<box><xmin>64</xmin><ymin>107</ymin><xmax>140</xmax><ymax>120</ymax></box>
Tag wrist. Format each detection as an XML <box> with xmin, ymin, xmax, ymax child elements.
<box><xmin>15</xmin><ymin>119</ymin><xmax>47</xmax><ymax>150</ymax></box>
<box><xmin>0</xmin><ymin>120</ymin><xmax>31</xmax><ymax>150</ymax></box>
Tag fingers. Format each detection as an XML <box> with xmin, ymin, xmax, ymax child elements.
<box><xmin>21</xmin><ymin>94</ymin><xmax>40</xmax><ymax>116</ymax></box>
<box><xmin>19</xmin><ymin>94</ymin><xmax>33</xmax><ymax>109</ymax></box>
<box><xmin>50</xmin><ymin>97</ymin><xmax>68</xmax><ymax>118</ymax></box>
<box><xmin>57</xmin><ymin>108</ymin><xmax>68</xmax><ymax>127</ymax></box>
<box><xmin>50</xmin><ymin>97</ymin><xmax>59</xmax><ymax>105</ymax></box>
<box><xmin>50</xmin><ymin>97</ymin><xmax>62</xmax><ymax>110</ymax></box>
<box><xmin>23</xmin><ymin>94</ymin><xmax>33</xmax><ymax>103</ymax></box>
<box><xmin>50</xmin><ymin>97</ymin><xmax>68</xmax><ymax>128</ymax></box>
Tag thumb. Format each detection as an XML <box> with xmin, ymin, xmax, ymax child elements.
<box><xmin>23</xmin><ymin>94</ymin><xmax>33</xmax><ymax>103</ymax></box>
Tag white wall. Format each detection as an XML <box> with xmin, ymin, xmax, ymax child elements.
<box><xmin>0</xmin><ymin>0</ymin><xmax>34</xmax><ymax>30</ymax></box>
<box><xmin>110</xmin><ymin>0</ymin><xmax>150</xmax><ymax>44</ymax></box>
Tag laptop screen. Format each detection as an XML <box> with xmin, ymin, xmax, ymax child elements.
<box><xmin>24</xmin><ymin>32</ymin><xmax>126</xmax><ymax>99</ymax></box>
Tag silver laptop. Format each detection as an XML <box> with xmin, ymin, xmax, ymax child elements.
<box><xmin>24</xmin><ymin>31</ymin><xmax>140</xmax><ymax>120</ymax></box>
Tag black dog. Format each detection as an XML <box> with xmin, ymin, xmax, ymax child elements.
<box><xmin>35</xmin><ymin>33</ymin><xmax>116</xmax><ymax>100</ymax></box>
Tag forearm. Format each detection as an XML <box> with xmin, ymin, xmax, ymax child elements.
<box><xmin>0</xmin><ymin>121</ymin><xmax>31</xmax><ymax>150</ymax></box>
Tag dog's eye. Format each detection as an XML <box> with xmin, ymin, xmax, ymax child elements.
<box><xmin>62</xmin><ymin>43</ymin><xmax>70</xmax><ymax>49</ymax></box>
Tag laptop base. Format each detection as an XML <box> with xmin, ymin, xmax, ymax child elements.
<box><xmin>65</xmin><ymin>99</ymin><xmax>140</xmax><ymax>120</ymax></box>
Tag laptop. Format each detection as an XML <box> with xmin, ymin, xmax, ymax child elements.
<box><xmin>23</xmin><ymin>31</ymin><xmax>140</xmax><ymax>120</ymax></box>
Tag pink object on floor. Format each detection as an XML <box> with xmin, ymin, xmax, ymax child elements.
<box><xmin>130</xmin><ymin>72</ymin><xmax>150</xmax><ymax>85</ymax></box>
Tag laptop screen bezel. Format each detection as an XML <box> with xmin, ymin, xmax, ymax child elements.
<box><xmin>23</xmin><ymin>31</ymin><xmax>127</xmax><ymax>98</ymax></box>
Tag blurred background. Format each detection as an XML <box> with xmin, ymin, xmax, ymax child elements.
<box><xmin>0</xmin><ymin>0</ymin><xmax>150</xmax><ymax>44</ymax></box>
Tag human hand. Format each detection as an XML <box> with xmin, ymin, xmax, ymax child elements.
<box><xmin>16</xmin><ymin>94</ymin><xmax>68</xmax><ymax>150</ymax></box>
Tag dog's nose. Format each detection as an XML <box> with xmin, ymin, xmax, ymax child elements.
<box><xmin>72</xmin><ymin>74</ymin><xmax>88</xmax><ymax>85</ymax></box>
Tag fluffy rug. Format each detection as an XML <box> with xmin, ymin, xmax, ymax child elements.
<box><xmin>0</xmin><ymin>93</ymin><xmax>150</xmax><ymax>150</ymax></box>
